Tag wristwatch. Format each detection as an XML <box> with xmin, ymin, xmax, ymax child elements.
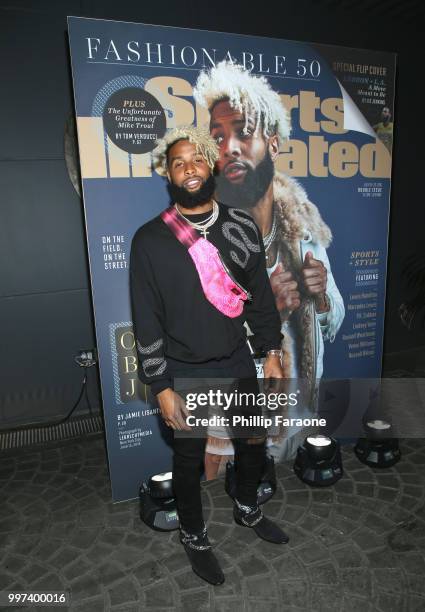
<box><xmin>266</xmin><ymin>349</ymin><xmax>281</xmax><ymax>356</ymax></box>
<box><xmin>266</xmin><ymin>349</ymin><xmax>282</xmax><ymax>367</ymax></box>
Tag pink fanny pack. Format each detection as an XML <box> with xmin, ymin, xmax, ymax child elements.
<box><xmin>161</xmin><ymin>206</ymin><xmax>251</xmax><ymax>318</ymax></box>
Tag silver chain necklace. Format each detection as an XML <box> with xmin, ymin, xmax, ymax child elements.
<box><xmin>175</xmin><ymin>200</ymin><xmax>219</xmax><ymax>239</ymax></box>
<box><xmin>263</xmin><ymin>214</ymin><xmax>277</xmax><ymax>254</ymax></box>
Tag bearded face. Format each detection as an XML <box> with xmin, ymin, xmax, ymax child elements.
<box><xmin>167</xmin><ymin>173</ymin><xmax>216</xmax><ymax>209</ymax></box>
<box><xmin>214</xmin><ymin>149</ymin><xmax>274</xmax><ymax>208</ymax></box>
<box><xmin>209</xmin><ymin>99</ymin><xmax>276</xmax><ymax>209</ymax></box>
<box><xmin>166</xmin><ymin>139</ymin><xmax>216</xmax><ymax>209</ymax></box>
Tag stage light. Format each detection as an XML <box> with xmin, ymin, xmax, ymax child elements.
<box><xmin>139</xmin><ymin>471</ymin><xmax>179</xmax><ymax>531</ymax></box>
<box><xmin>354</xmin><ymin>419</ymin><xmax>401</xmax><ymax>468</ymax></box>
<box><xmin>293</xmin><ymin>435</ymin><xmax>343</xmax><ymax>486</ymax></box>
<box><xmin>225</xmin><ymin>454</ymin><xmax>277</xmax><ymax>504</ymax></box>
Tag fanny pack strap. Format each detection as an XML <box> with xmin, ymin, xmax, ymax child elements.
<box><xmin>161</xmin><ymin>206</ymin><xmax>258</xmax><ymax>332</ymax></box>
<box><xmin>160</xmin><ymin>206</ymin><xmax>199</xmax><ymax>248</ymax></box>
<box><xmin>161</xmin><ymin>205</ymin><xmax>251</xmax><ymax>292</ymax></box>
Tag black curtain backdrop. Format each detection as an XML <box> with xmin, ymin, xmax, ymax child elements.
<box><xmin>1</xmin><ymin>0</ymin><xmax>424</xmax><ymax>428</ymax></box>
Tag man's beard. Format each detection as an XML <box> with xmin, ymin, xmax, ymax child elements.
<box><xmin>167</xmin><ymin>174</ymin><xmax>216</xmax><ymax>209</ymax></box>
<box><xmin>215</xmin><ymin>149</ymin><xmax>274</xmax><ymax>208</ymax></box>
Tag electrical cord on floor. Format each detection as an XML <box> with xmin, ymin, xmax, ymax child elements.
<box><xmin>84</xmin><ymin>373</ymin><xmax>93</xmax><ymax>416</ymax></box>
<box><xmin>55</xmin><ymin>366</ymin><xmax>88</xmax><ymax>424</ymax></box>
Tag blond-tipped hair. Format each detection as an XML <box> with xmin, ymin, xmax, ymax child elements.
<box><xmin>193</xmin><ymin>61</ymin><xmax>291</xmax><ymax>144</ymax></box>
<box><xmin>152</xmin><ymin>125</ymin><xmax>219</xmax><ymax>176</ymax></box>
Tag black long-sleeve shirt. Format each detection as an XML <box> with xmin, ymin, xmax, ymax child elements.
<box><xmin>129</xmin><ymin>202</ymin><xmax>282</xmax><ymax>395</ymax></box>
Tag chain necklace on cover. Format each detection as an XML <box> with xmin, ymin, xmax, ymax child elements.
<box><xmin>263</xmin><ymin>213</ymin><xmax>278</xmax><ymax>263</ymax></box>
<box><xmin>175</xmin><ymin>200</ymin><xmax>219</xmax><ymax>239</ymax></box>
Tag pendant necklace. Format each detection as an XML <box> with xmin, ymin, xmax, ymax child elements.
<box><xmin>175</xmin><ymin>200</ymin><xmax>219</xmax><ymax>239</ymax></box>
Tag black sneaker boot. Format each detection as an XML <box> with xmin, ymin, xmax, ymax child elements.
<box><xmin>233</xmin><ymin>498</ymin><xmax>289</xmax><ymax>544</ymax></box>
<box><xmin>179</xmin><ymin>525</ymin><xmax>225</xmax><ymax>586</ymax></box>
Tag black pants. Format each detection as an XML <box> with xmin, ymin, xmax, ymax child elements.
<box><xmin>168</xmin><ymin>343</ymin><xmax>267</xmax><ymax>533</ymax></box>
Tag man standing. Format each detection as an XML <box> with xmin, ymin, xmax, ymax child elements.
<box><xmin>194</xmin><ymin>61</ymin><xmax>345</xmax><ymax>460</ymax></box>
<box><xmin>130</xmin><ymin>125</ymin><xmax>288</xmax><ymax>586</ymax></box>
<box><xmin>373</xmin><ymin>106</ymin><xmax>393</xmax><ymax>153</ymax></box>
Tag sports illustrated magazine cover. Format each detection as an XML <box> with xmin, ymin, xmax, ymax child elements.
<box><xmin>68</xmin><ymin>17</ymin><xmax>395</xmax><ymax>501</ymax></box>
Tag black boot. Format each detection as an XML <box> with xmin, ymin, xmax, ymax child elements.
<box><xmin>233</xmin><ymin>498</ymin><xmax>289</xmax><ymax>544</ymax></box>
<box><xmin>179</xmin><ymin>525</ymin><xmax>225</xmax><ymax>586</ymax></box>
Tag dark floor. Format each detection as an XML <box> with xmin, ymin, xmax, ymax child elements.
<box><xmin>1</xmin><ymin>434</ymin><xmax>425</xmax><ymax>612</ymax></box>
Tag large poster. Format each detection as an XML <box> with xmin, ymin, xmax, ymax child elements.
<box><xmin>68</xmin><ymin>17</ymin><xmax>395</xmax><ymax>501</ymax></box>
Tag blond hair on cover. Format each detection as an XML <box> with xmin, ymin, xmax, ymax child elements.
<box><xmin>193</xmin><ymin>60</ymin><xmax>291</xmax><ymax>144</ymax></box>
<box><xmin>152</xmin><ymin>125</ymin><xmax>219</xmax><ymax>176</ymax></box>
